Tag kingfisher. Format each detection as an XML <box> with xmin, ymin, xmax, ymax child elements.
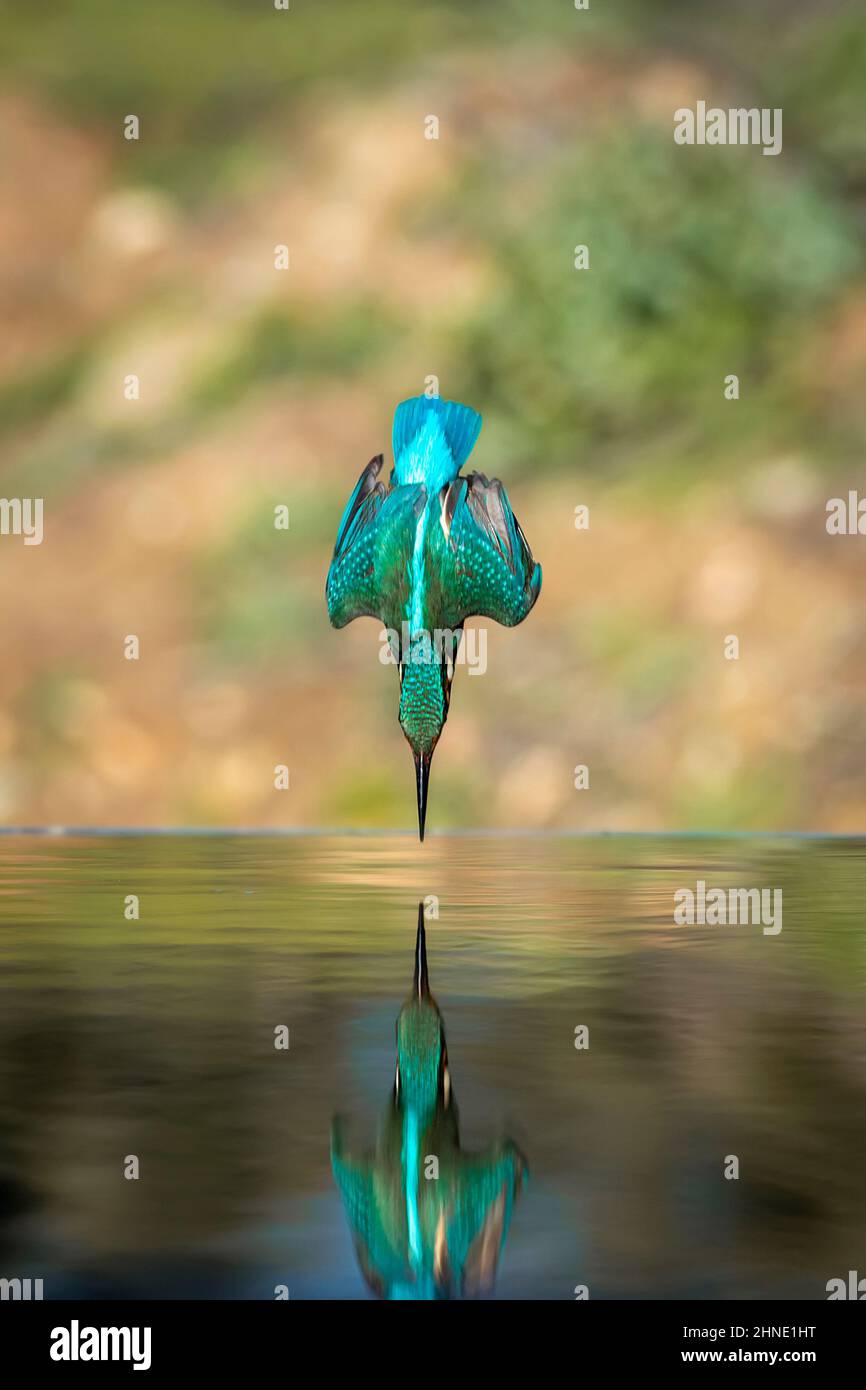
<box><xmin>331</xmin><ymin>904</ymin><xmax>526</xmax><ymax>1300</ymax></box>
<box><xmin>326</xmin><ymin>393</ymin><xmax>542</xmax><ymax>839</ymax></box>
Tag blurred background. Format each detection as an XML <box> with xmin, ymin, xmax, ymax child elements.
<box><xmin>0</xmin><ymin>0</ymin><xmax>864</xmax><ymax>832</ymax></box>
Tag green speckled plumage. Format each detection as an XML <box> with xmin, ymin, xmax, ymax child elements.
<box><xmin>326</xmin><ymin>394</ymin><xmax>542</xmax><ymax>837</ymax></box>
<box><xmin>331</xmin><ymin>906</ymin><xmax>526</xmax><ymax>1299</ymax></box>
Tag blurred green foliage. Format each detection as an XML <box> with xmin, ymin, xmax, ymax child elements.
<box><xmin>452</xmin><ymin>128</ymin><xmax>862</xmax><ymax>476</ymax></box>
<box><xmin>4</xmin><ymin>0</ymin><xmax>864</xmax><ymax>485</ymax></box>
<box><xmin>190</xmin><ymin>302</ymin><xmax>397</xmax><ymax>412</ymax></box>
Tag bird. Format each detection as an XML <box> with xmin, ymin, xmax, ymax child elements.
<box><xmin>326</xmin><ymin>393</ymin><xmax>542</xmax><ymax>839</ymax></box>
<box><xmin>331</xmin><ymin>904</ymin><xmax>526</xmax><ymax>1299</ymax></box>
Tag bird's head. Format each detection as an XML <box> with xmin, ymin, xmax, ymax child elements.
<box><xmin>395</xmin><ymin>904</ymin><xmax>449</xmax><ymax>1118</ymax></box>
<box><xmin>398</xmin><ymin>631</ymin><xmax>457</xmax><ymax>840</ymax></box>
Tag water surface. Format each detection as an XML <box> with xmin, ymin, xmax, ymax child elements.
<box><xmin>0</xmin><ymin>834</ymin><xmax>863</xmax><ymax>1299</ymax></box>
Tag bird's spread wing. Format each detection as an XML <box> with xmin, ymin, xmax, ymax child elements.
<box><xmin>331</xmin><ymin>1121</ymin><xmax>408</xmax><ymax>1297</ymax></box>
<box><xmin>325</xmin><ymin>455</ymin><xmax>386</xmax><ymax>628</ymax></box>
<box><xmin>326</xmin><ymin>457</ymin><xmax>423</xmax><ymax>629</ymax></box>
<box><xmin>433</xmin><ymin>472</ymin><xmax>542</xmax><ymax>629</ymax></box>
<box><xmin>430</xmin><ymin>1140</ymin><xmax>526</xmax><ymax>1297</ymax></box>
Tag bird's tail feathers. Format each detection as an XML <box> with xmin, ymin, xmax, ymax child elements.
<box><xmin>393</xmin><ymin>395</ymin><xmax>481</xmax><ymax>479</ymax></box>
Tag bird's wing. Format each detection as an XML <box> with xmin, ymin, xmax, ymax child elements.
<box><xmin>331</xmin><ymin>1122</ymin><xmax>407</xmax><ymax>1297</ymax></box>
<box><xmin>326</xmin><ymin>458</ymin><xmax>423</xmax><ymax>629</ymax></box>
<box><xmin>432</xmin><ymin>472</ymin><xmax>542</xmax><ymax>629</ymax></box>
<box><xmin>432</xmin><ymin>1139</ymin><xmax>526</xmax><ymax>1297</ymax></box>
<box><xmin>326</xmin><ymin>455</ymin><xmax>387</xmax><ymax>628</ymax></box>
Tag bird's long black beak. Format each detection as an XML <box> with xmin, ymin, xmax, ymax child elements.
<box><xmin>413</xmin><ymin>750</ymin><xmax>431</xmax><ymax>842</ymax></box>
<box><xmin>413</xmin><ymin>901</ymin><xmax>430</xmax><ymax>998</ymax></box>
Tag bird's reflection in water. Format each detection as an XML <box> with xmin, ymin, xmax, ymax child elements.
<box><xmin>331</xmin><ymin>904</ymin><xmax>526</xmax><ymax>1299</ymax></box>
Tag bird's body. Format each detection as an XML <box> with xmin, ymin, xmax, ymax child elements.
<box><xmin>326</xmin><ymin>394</ymin><xmax>542</xmax><ymax>837</ymax></box>
<box><xmin>331</xmin><ymin>905</ymin><xmax>526</xmax><ymax>1299</ymax></box>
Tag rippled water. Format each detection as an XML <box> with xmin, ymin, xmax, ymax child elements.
<box><xmin>0</xmin><ymin>833</ymin><xmax>863</xmax><ymax>1299</ymax></box>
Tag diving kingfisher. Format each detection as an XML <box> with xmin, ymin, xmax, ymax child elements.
<box><xmin>331</xmin><ymin>904</ymin><xmax>526</xmax><ymax>1299</ymax></box>
<box><xmin>326</xmin><ymin>393</ymin><xmax>542</xmax><ymax>839</ymax></box>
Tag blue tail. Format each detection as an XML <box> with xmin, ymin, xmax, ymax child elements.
<box><xmin>392</xmin><ymin>395</ymin><xmax>482</xmax><ymax>489</ymax></box>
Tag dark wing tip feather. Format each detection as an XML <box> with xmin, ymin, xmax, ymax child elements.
<box><xmin>333</xmin><ymin>454</ymin><xmax>385</xmax><ymax>559</ymax></box>
<box><xmin>448</xmin><ymin>471</ymin><xmax>541</xmax><ymax>628</ymax></box>
<box><xmin>466</xmin><ymin>472</ymin><xmax>523</xmax><ymax>574</ymax></box>
<box><xmin>326</xmin><ymin>455</ymin><xmax>389</xmax><ymax>627</ymax></box>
